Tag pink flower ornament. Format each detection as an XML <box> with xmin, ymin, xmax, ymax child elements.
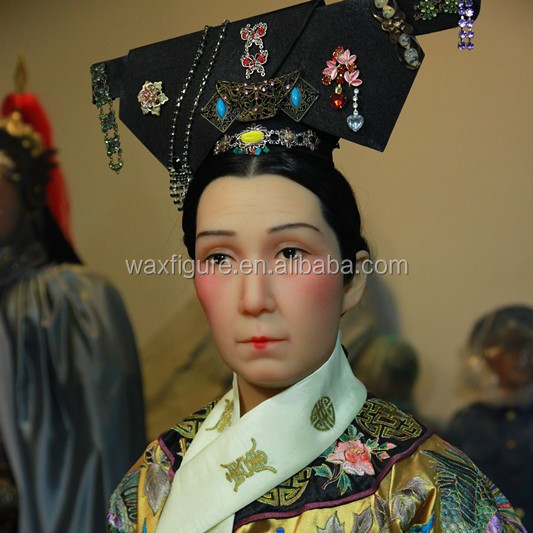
<box><xmin>327</xmin><ymin>440</ymin><xmax>375</xmax><ymax>476</ymax></box>
<box><xmin>336</xmin><ymin>49</ymin><xmax>357</xmax><ymax>66</ymax></box>
<box><xmin>322</xmin><ymin>60</ymin><xmax>338</xmax><ymax>81</ymax></box>
<box><xmin>344</xmin><ymin>69</ymin><xmax>362</xmax><ymax>87</ymax></box>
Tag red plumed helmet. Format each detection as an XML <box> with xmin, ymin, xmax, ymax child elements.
<box><xmin>1</xmin><ymin>92</ymin><xmax>73</xmax><ymax>244</ymax></box>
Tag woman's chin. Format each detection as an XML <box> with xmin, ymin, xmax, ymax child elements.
<box><xmin>238</xmin><ymin>364</ymin><xmax>302</xmax><ymax>390</ymax></box>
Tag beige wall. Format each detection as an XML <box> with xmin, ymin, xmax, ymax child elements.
<box><xmin>1</xmin><ymin>0</ymin><xmax>532</xmax><ymax>425</ymax></box>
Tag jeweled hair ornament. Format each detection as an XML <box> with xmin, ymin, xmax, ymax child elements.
<box><xmin>213</xmin><ymin>124</ymin><xmax>320</xmax><ymax>156</ymax></box>
<box><xmin>137</xmin><ymin>81</ymin><xmax>169</xmax><ymax>116</ymax></box>
<box><xmin>371</xmin><ymin>0</ymin><xmax>422</xmax><ymax>69</ymax></box>
<box><xmin>414</xmin><ymin>0</ymin><xmax>476</xmax><ymax>49</ymax></box>
<box><xmin>90</xmin><ymin>63</ymin><xmax>123</xmax><ymax>173</ymax></box>
<box><xmin>91</xmin><ymin>0</ymin><xmax>481</xmax><ymax>209</ymax></box>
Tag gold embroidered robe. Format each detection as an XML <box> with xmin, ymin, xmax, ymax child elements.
<box><xmin>108</xmin><ymin>398</ymin><xmax>525</xmax><ymax>532</ymax></box>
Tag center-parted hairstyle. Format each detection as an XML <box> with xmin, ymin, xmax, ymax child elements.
<box><xmin>182</xmin><ymin>147</ymin><xmax>369</xmax><ymax>284</ymax></box>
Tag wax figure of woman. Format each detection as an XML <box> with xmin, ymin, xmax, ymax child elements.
<box><xmin>0</xmin><ymin>94</ymin><xmax>146</xmax><ymax>532</ymax></box>
<box><xmin>107</xmin><ymin>150</ymin><xmax>525</xmax><ymax>533</ymax></box>
<box><xmin>92</xmin><ymin>0</ymin><xmax>524</xmax><ymax>530</ymax></box>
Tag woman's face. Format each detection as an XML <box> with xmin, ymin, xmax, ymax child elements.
<box><xmin>194</xmin><ymin>174</ymin><xmax>365</xmax><ymax>389</ymax></box>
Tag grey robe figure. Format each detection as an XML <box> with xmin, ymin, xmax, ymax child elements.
<box><xmin>0</xmin><ymin>94</ymin><xmax>146</xmax><ymax>532</ymax></box>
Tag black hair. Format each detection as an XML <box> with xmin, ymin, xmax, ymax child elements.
<box><xmin>182</xmin><ymin>149</ymin><xmax>369</xmax><ymax>284</ymax></box>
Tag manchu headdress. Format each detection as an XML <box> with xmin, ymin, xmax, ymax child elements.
<box><xmin>91</xmin><ymin>0</ymin><xmax>481</xmax><ymax>209</ymax></box>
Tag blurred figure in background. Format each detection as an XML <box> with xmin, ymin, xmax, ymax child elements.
<box><xmin>448</xmin><ymin>305</ymin><xmax>533</xmax><ymax>529</ymax></box>
<box><xmin>0</xmin><ymin>85</ymin><xmax>146</xmax><ymax>532</ymax></box>
<box><xmin>351</xmin><ymin>334</ymin><xmax>419</xmax><ymax>415</ymax></box>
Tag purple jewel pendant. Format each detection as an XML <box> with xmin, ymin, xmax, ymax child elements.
<box><xmin>458</xmin><ymin>0</ymin><xmax>475</xmax><ymax>50</ymax></box>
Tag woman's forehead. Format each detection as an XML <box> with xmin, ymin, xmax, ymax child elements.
<box><xmin>196</xmin><ymin>174</ymin><xmax>325</xmax><ymax>228</ymax></box>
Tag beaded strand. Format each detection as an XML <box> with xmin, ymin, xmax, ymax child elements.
<box><xmin>168</xmin><ymin>20</ymin><xmax>229</xmax><ymax>210</ymax></box>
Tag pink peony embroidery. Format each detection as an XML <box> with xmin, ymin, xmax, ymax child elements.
<box><xmin>313</xmin><ymin>426</ymin><xmax>397</xmax><ymax>495</ymax></box>
<box><xmin>327</xmin><ymin>440</ymin><xmax>375</xmax><ymax>476</ymax></box>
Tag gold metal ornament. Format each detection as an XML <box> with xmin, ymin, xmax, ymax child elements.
<box><xmin>0</xmin><ymin>111</ymin><xmax>45</xmax><ymax>158</ymax></box>
<box><xmin>137</xmin><ymin>81</ymin><xmax>169</xmax><ymax>116</ymax></box>
<box><xmin>311</xmin><ymin>396</ymin><xmax>336</xmax><ymax>431</ymax></box>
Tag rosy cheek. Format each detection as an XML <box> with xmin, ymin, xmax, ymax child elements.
<box><xmin>194</xmin><ymin>273</ymin><xmax>223</xmax><ymax>320</ymax></box>
<box><xmin>277</xmin><ymin>271</ymin><xmax>343</xmax><ymax>313</ymax></box>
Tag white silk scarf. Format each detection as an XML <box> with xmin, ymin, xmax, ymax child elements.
<box><xmin>157</xmin><ymin>332</ymin><xmax>367</xmax><ymax>533</ymax></box>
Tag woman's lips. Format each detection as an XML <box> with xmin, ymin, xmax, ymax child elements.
<box><xmin>241</xmin><ymin>337</ymin><xmax>285</xmax><ymax>350</ymax></box>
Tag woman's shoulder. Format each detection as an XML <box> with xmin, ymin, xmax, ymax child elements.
<box><xmin>234</xmin><ymin>398</ymin><xmax>525</xmax><ymax>532</ymax></box>
<box><xmin>107</xmin><ymin>400</ymin><xmax>218</xmax><ymax>532</ymax></box>
<box><xmin>354</xmin><ymin>398</ymin><xmax>525</xmax><ymax>531</ymax></box>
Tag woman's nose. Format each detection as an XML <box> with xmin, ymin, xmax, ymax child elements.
<box><xmin>238</xmin><ymin>270</ymin><xmax>276</xmax><ymax>316</ymax></box>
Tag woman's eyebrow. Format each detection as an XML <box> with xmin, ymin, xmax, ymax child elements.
<box><xmin>196</xmin><ymin>229</ymin><xmax>236</xmax><ymax>239</ymax></box>
<box><xmin>196</xmin><ymin>223</ymin><xmax>322</xmax><ymax>239</ymax></box>
<box><xmin>268</xmin><ymin>222</ymin><xmax>322</xmax><ymax>234</ymax></box>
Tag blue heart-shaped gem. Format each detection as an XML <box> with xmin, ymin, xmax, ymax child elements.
<box><xmin>347</xmin><ymin>114</ymin><xmax>364</xmax><ymax>132</ymax></box>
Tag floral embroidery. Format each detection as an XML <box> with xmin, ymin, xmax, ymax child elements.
<box><xmin>313</xmin><ymin>424</ymin><xmax>396</xmax><ymax>495</ymax></box>
<box><xmin>108</xmin><ymin>469</ymin><xmax>140</xmax><ymax>532</ymax></box>
<box><xmin>144</xmin><ymin>463</ymin><xmax>170</xmax><ymax>516</ymax></box>
<box><xmin>316</xmin><ymin>478</ymin><xmax>432</xmax><ymax>532</ymax></box>
<box><xmin>327</xmin><ymin>440</ymin><xmax>375</xmax><ymax>476</ymax></box>
<box><xmin>317</xmin><ymin>512</ymin><xmax>345</xmax><ymax>533</ymax></box>
<box><xmin>108</xmin><ymin>403</ymin><xmax>216</xmax><ymax>532</ymax></box>
<box><xmin>141</xmin><ymin>443</ymin><xmax>172</xmax><ymax>515</ymax></box>
<box><xmin>351</xmin><ymin>507</ymin><xmax>374</xmax><ymax>532</ymax></box>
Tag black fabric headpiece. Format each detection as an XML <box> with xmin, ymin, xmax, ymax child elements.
<box><xmin>91</xmin><ymin>0</ymin><xmax>481</xmax><ymax>205</ymax></box>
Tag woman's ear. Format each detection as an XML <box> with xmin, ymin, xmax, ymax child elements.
<box><xmin>341</xmin><ymin>250</ymin><xmax>369</xmax><ymax>314</ymax></box>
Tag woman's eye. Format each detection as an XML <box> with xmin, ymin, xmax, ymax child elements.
<box><xmin>206</xmin><ymin>253</ymin><xmax>231</xmax><ymax>265</ymax></box>
<box><xmin>279</xmin><ymin>247</ymin><xmax>304</xmax><ymax>259</ymax></box>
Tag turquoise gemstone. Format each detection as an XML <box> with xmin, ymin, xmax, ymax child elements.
<box><xmin>216</xmin><ymin>97</ymin><xmax>227</xmax><ymax>118</ymax></box>
<box><xmin>290</xmin><ymin>87</ymin><xmax>301</xmax><ymax>108</ymax></box>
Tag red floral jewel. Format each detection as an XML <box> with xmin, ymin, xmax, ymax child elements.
<box><xmin>322</xmin><ymin>47</ymin><xmax>363</xmax><ymax>111</ymax></box>
<box><xmin>240</xmin><ymin>22</ymin><xmax>269</xmax><ymax>79</ymax></box>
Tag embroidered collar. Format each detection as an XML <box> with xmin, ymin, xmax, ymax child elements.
<box><xmin>156</xmin><ymin>332</ymin><xmax>367</xmax><ymax>533</ymax></box>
